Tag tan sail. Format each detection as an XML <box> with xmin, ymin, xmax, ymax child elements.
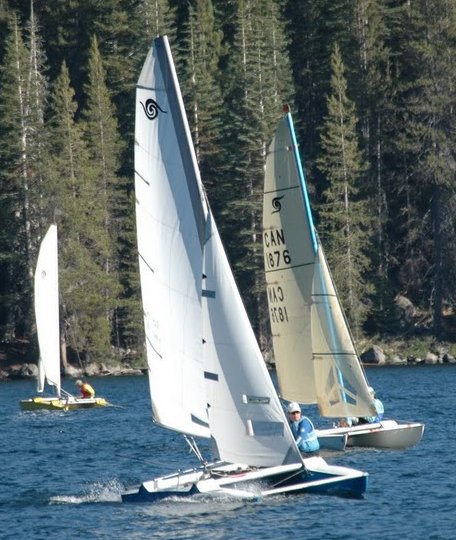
<box><xmin>263</xmin><ymin>113</ymin><xmax>374</xmax><ymax>418</ymax></box>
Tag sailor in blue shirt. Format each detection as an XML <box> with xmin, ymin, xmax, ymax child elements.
<box><xmin>356</xmin><ymin>386</ymin><xmax>384</xmax><ymax>424</ymax></box>
<box><xmin>287</xmin><ymin>402</ymin><xmax>320</xmax><ymax>454</ymax></box>
<box><xmin>364</xmin><ymin>386</ymin><xmax>384</xmax><ymax>423</ymax></box>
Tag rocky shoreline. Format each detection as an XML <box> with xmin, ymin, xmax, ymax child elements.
<box><xmin>2</xmin><ymin>343</ymin><xmax>456</xmax><ymax>382</ymax></box>
<box><xmin>357</xmin><ymin>344</ymin><xmax>456</xmax><ymax>367</ymax></box>
<box><xmin>0</xmin><ymin>359</ymin><xmax>147</xmax><ymax>381</ymax></box>
<box><xmin>263</xmin><ymin>343</ymin><xmax>456</xmax><ymax>369</ymax></box>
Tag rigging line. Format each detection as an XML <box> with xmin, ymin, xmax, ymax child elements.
<box><xmin>66</xmin><ymin>320</ymin><xmax>85</xmax><ymax>375</ymax></box>
<box><xmin>59</xmin><ymin>387</ymin><xmax>76</xmax><ymax>399</ymax></box>
<box><xmin>104</xmin><ymin>402</ymin><xmax>125</xmax><ymax>409</ymax></box>
<box><xmin>270</xmin><ymin>466</ymin><xmax>306</xmax><ymax>489</ymax></box>
<box><xmin>184</xmin><ymin>435</ymin><xmax>207</xmax><ymax>467</ymax></box>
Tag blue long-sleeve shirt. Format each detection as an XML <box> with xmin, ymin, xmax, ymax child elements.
<box><xmin>289</xmin><ymin>416</ymin><xmax>320</xmax><ymax>453</ymax></box>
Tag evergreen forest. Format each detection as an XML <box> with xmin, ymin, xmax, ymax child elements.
<box><xmin>1</xmin><ymin>0</ymin><xmax>456</xmax><ymax>366</ymax></box>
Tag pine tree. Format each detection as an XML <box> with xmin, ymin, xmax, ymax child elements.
<box><xmin>386</xmin><ymin>0</ymin><xmax>456</xmax><ymax>336</ymax></box>
<box><xmin>221</xmin><ymin>0</ymin><xmax>294</xmax><ymax>343</ymax></box>
<box><xmin>180</xmin><ymin>0</ymin><xmax>225</xmax><ymax>213</ymax></box>
<box><xmin>46</xmin><ymin>62</ymin><xmax>115</xmax><ymax>364</ymax></box>
<box><xmin>351</xmin><ymin>0</ymin><xmax>397</xmax><ymax>334</ymax></box>
<box><xmin>284</xmin><ymin>0</ymin><xmax>355</xmax><ymax>167</ymax></box>
<box><xmin>81</xmin><ymin>35</ymin><xmax>135</xmax><ymax>351</ymax></box>
<box><xmin>0</xmin><ymin>12</ymin><xmax>33</xmax><ymax>338</ymax></box>
<box><xmin>26</xmin><ymin>0</ymin><xmax>51</xmax><ymax>248</ymax></box>
<box><xmin>317</xmin><ymin>43</ymin><xmax>371</xmax><ymax>337</ymax></box>
<box><xmin>135</xmin><ymin>0</ymin><xmax>177</xmax><ymax>48</ymax></box>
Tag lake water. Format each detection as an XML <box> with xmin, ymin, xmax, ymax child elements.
<box><xmin>1</xmin><ymin>365</ymin><xmax>454</xmax><ymax>539</ymax></box>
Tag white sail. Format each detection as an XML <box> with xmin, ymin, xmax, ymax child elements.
<box><xmin>34</xmin><ymin>224</ymin><xmax>61</xmax><ymax>397</ymax></box>
<box><xmin>263</xmin><ymin>113</ymin><xmax>374</xmax><ymax>418</ymax></box>
<box><xmin>122</xmin><ymin>39</ymin><xmax>370</xmax><ymax>502</ymax></box>
<box><xmin>136</xmin><ymin>37</ymin><xmax>301</xmax><ymax>466</ymax></box>
<box><xmin>135</xmin><ymin>38</ymin><xmax>210</xmax><ymax>438</ymax></box>
<box><xmin>202</xmin><ymin>214</ymin><xmax>300</xmax><ymax>467</ymax></box>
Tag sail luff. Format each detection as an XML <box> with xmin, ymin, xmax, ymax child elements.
<box><xmin>286</xmin><ymin>114</ymin><xmax>318</xmax><ymax>255</ymax></box>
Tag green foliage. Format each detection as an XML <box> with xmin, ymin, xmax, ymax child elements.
<box><xmin>0</xmin><ymin>12</ymin><xmax>34</xmax><ymax>336</ymax></box>
<box><xmin>47</xmin><ymin>62</ymin><xmax>116</xmax><ymax>361</ymax></box>
<box><xmin>180</xmin><ymin>0</ymin><xmax>224</xmax><ymax>208</ymax></box>
<box><xmin>317</xmin><ymin>43</ymin><xmax>372</xmax><ymax>337</ymax></box>
<box><xmin>219</xmin><ymin>0</ymin><xmax>294</xmax><ymax>340</ymax></box>
<box><xmin>2</xmin><ymin>0</ymin><xmax>456</xmax><ymax>358</ymax></box>
<box><xmin>384</xmin><ymin>0</ymin><xmax>456</xmax><ymax>334</ymax></box>
<box><xmin>136</xmin><ymin>0</ymin><xmax>177</xmax><ymax>47</ymax></box>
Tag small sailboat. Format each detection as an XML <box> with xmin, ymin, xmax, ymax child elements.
<box><xmin>20</xmin><ymin>224</ymin><xmax>107</xmax><ymax>411</ymax></box>
<box><xmin>262</xmin><ymin>108</ymin><xmax>424</xmax><ymax>450</ymax></box>
<box><xmin>121</xmin><ymin>36</ymin><xmax>368</xmax><ymax>503</ymax></box>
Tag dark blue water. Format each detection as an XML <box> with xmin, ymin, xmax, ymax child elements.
<box><xmin>1</xmin><ymin>365</ymin><xmax>453</xmax><ymax>539</ymax></box>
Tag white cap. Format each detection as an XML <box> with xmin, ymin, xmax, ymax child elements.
<box><xmin>368</xmin><ymin>386</ymin><xmax>375</xmax><ymax>395</ymax></box>
<box><xmin>287</xmin><ymin>402</ymin><xmax>301</xmax><ymax>413</ymax></box>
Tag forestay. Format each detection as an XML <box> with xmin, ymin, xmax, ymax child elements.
<box><xmin>263</xmin><ymin>113</ymin><xmax>374</xmax><ymax>418</ymax></box>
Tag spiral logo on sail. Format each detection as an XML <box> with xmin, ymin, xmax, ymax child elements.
<box><xmin>140</xmin><ymin>98</ymin><xmax>167</xmax><ymax>120</ymax></box>
<box><xmin>271</xmin><ymin>196</ymin><xmax>284</xmax><ymax>214</ymax></box>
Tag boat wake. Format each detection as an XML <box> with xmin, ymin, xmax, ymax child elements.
<box><xmin>49</xmin><ymin>479</ymin><xmax>123</xmax><ymax>504</ymax></box>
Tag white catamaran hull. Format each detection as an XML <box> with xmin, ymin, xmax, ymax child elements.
<box><xmin>316</xmin><ymin>419</ymin><xmax>424</xmax><ymax>450</ymax></box>
<box><xmin>121</xmin><ymin>457</ymin><xmax>367</xmax><ymax>502</ymax></box>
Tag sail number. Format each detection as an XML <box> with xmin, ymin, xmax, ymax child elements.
<box><xmin>267</xmin><ymin>285</ymin><xmax>289</xmax><ymax>324</ymax></box>
<box><xmin>265</xmin><ymin>250</ymin><xmax>291</xmax><ymax>269</ymax></box>
<box><xmin>264</xmin><ymin>228</ymin><xmax>291</xmax><ymax>269</ymax></box>
<box><xmin>270</xmin><ymin>305</ymin><xmax>289</xmax><ymax>323</ymax></box>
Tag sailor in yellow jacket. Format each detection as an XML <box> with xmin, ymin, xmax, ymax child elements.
<box><xmin>75</xmin><ymin>379</ymin><xmax>95</xmax><ymax>399</ymax></box>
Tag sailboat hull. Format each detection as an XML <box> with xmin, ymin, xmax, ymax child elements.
<box><xmin>316</xmin><ymin>420</ymin><xmax>424</xmax><ymax>450</ymax></box>
<box><xmin>122</xmin><ymin>458</ymin><xmax>367</xmax><ymax>502</ymax></box>
<box><xmin>20</xmin><ymin>396</ymin><xmax>107</xmax><ymax>411</ymax></box>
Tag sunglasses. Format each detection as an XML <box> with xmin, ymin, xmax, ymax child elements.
<box><xmin>289</xmin><ymin>411</ymin><xmax>301</xmax><ymax>415</ymax></box>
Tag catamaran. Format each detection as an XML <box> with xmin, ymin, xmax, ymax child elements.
<box><xmin>262</xmin><ymin>108</ymin><xmax>424</xmax><ymax>450</ymax></box>
<box><xmin>20</xmin><ymin>224</ymin><xmax>107</xmax><ymax>411</ymax></box>
<box><xmin>121</xmin><ymin>36</ymin><xmax>369</xmax><ymax>503</ymax></box>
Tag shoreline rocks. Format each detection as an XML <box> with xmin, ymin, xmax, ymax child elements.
<box><xmin>0</xmin><ymin>361</ymin><xmax>147</xmax><ymax>381</ymax></box>
<box><xmin>2</xmin><ymin>343</ymin><xmax>456</xmax><ymax>380</ymax></box>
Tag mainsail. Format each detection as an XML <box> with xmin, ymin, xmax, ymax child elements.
<box><xmin>263</xmin><ymin>112</ymin><xmax>374</xmax><ymax>419</ymax></box>
<box><xmin>135</xmin><ymin>38</ymin><xmax>210</xmax><ymax>438</ymax></box>
<box><xmin>34</xmin><ymin>224</ymin><xmax>61</xmax><ymax>397</ymax></box>
<box><xmin>136</xmin><ymin>37</ymin><xmax>301</xmax><ymax>466</ymax></box>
